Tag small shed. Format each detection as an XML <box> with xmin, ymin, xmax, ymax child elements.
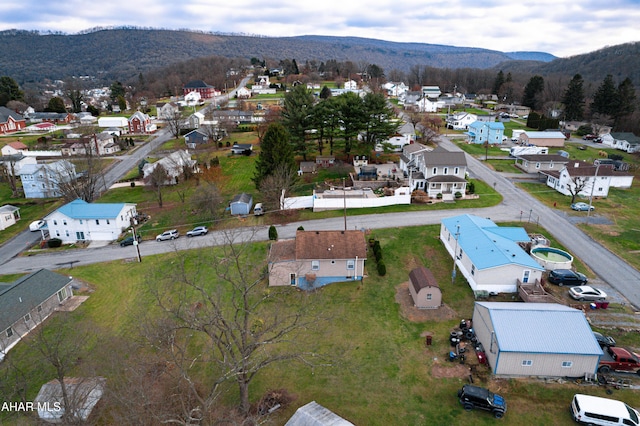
<box><xmin>299</xmin><ymin>161</ymin><xmax>317</xmax><ymax>174</ymax></box>
<box><xmin>285</xmin><ymin>401</ymin><xmax>354</xmax><ymax>426</ymax></box>
<box><xmin>34</xmin><ymin>377</ymin><xmax>106</xmax><ymax>423</ymax></box>
<box><xmin>409</xmin><ymin>266</ymin><xmax>442</xmax><ymax>309</ymax></box>
<box><xmin>315</xmin><ymin>156</ymin><xmax>335</xmax><ymax>168</ymax></box>
<box><xmin>230</xmin><ymin>193</ymin><xmax>253</xmax><ymax>216</ymax></box>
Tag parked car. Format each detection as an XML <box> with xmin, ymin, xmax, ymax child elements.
<box><xmin>593</xmin><ymin>331</ymin><xmax>616</xmax><ymax>348</ymax></box>
<box><xmin>156</xmin><ymin>229</ymin><xmax>179</xmax><ymax>241</ymax></box>
<box><xmin>186</xmin><ymin>226</ymin><xmax>208</xmax><ymax>237</ymax></box>
<box><xmin>457</xmin><ymin>384</ymin><xmax>507</xmax><ymax>419</ymax></box>
<box><xmin>547</xmin><ymin>269</ymin><xmax>588</xmax><ymax>286</ymax></box>
<box><xmin>583</xmin><ymin>134</ymin><xmax>598</xmax><ymax>140</ymax></box>
<box><xmin>120</xmin><ymin>235</ymin><xmax>141</xmax><ymax>247</ymax></box>
<box><xmin>571</xmin><ymin>202</ymin><xmax>594</xmax><ymax>211</ymax></box>
<box><xmin>29</xmin><ymin>220</ymin><xmax>45</xmax><ymax>231</ymax></box>
<box><xmin>569</xmin><ymin>285</ymin><xmax>607</xmax><ymax>301</ymax></box>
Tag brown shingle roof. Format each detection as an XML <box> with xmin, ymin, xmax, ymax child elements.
<box><xmin>268</xmin><ymin>239</ymin><xmax>296</xmax><ymax>262</ymax></box>
<box><xmin>295</xmin><ymin>230</ymin><xmax>367</xmax><ymax>260</ymax></box>
<box><xmin>409</xmin><ymin>266</ymin><xmax>439</xmax><ymax>293</ymax></box>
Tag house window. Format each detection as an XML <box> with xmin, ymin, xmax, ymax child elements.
<box><xmin>523</xmin><ymin>270</ymin><xmax>530</xmax><ymax>283</ymax></box>
<box><xmin>79</xmin><ymin>220</ymin><xmax>83</xmax><ymax>224</ymax></box>
<box><xmin>426</xmin><ymin>293</ymin><xmax>432</xmax><ymax>300</ymax></box>
<box><xmin>562</xmin><ymin>361</ymin><xmax>573</xmax><ymax>368</ymax></box>
<box><xmin>536</xmin><ymin>162</ymin><xmax>541</xmax><ymax>169</ymax></box>
<box><xmin>454</xmin><ymin>167</ymin><xmax>459</xmax><ymax>175</ymax></box>
<box><xmin>458</xmin><ymin>248</ymin><xmax>463</xmax><ymax>259</ymax></box>
<box><xmin>6</xmin><ymin>327</ymin><xmax>13</xmax><ymax>338</ymax></box>
<box><xmin>290</xmin><ymin>274</ymin><xmax>296</xmax><ymax>285</ymax></box>
<box><xmin>471</xmin><ymin>265</ymin><xmax>475</xmax><ymax>275</ymax></box>
<box><xmin>65</xmin><ymin>230</ymin><xmax>69</xmax><ymax>237</ymax></box>
<box><xmin>24</xmin><ymin>313</ymin><xmax>31</xmax><ymax>322</ymax></box>
<box><xmin>95</xmin><ymin>219</ymin><xmax>100</xmax><ymax>225</ymax></box>
<box><xmin>57</xmin><ymin>288</ymin><xmax>67</xmax><ymax>303</ymax></box>
<box><xmin>55</xmin><ymin>231</ymin><xmax>60</xmax><ymax>237</ymax></box>
<box><xmin>549</xmin><ymin>162</ymin><xmax>554</xmax><ymax>169</ymax></box>
<box><xmin>347</xmin><ymin>260</ymin><xmax>355</xmax><ymax>270</ymax></box>
<box><xmin>311</xmin><ymin>261</ymin><xmax>320</xmax><ymax>271</ymax></box>
<box><xmin>53</xmin><ymin>220</ymin><xmax>58</xmax><ymax>226</ymax></box>
<box><xmin>522</xmin><ymin>360</ymin><xmax>533</xmax><ymax>366</ymax></box>
<box><xmin>63</xmin><ymin>220</ymin><xmax>67</xmax><ymax>225</ymax></box>
<box><xmin>443</xmin><ymin>167</ymin><xmax>448</xmax><ymax>175</ymax></box>
<box><xmin>432</xmin><ymin>167</ymin><xmax>437</xmax><ymax>175</ymax></box>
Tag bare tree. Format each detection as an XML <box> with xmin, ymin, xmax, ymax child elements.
<box><xmin>54</xmin><ymin>138</ymin><xmax>105</xmax><ymax>202</ymax></box>
<box><xmin>146</xmin><ymin>230</ymin><xmax>326</xmax><ymax>418</ymax></box>
<box><xmin>164</xmin><ymin>110</ymin><xmax>184</xmax><ymax>139</ymax></box>
<box><xmin>0</xmin><ymin>155</ymin><xmax>21</xmax><ymax>197</ymax></box>
<box><xmin>145</xmin><ymin>163</ymin><xmax>169</xmax><ymax>208</ymax></box>
<box><xmin>190</xmin><ymin>180</ymin><xmax>222</xmax><ymax>218</ymax></box>
<box><xmin>567</xmin><ymin>175</ymin><xmax>589</xmax><ymax>204</ymax></box>
<box><xmin>258</xmin><ymin>164</ymin><xmax>298</xmax><ymax>211</ymax></box>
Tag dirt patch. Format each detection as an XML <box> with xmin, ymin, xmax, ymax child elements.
<box><xmin>395</xmin><ymin>282</ymin><xmax>458</xmax><ymax>322</ymax></box>
<box><xmin>431</xmin><ymin>361</ymin><xmax>471</xmax><ymax>379</ymax></box>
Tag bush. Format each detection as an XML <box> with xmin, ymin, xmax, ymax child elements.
<box><xmin>454</xmin><ymin>191</ymin><xmax>462</xmax><ymax>199</ymax></box>
<box><xmin>47</xmin><ymin>238</ymin><xmax>62</xmax><ymax>248</ymax></box>
<box><xmin>268</xmin><ymin>225</ymin><xmax>278</xmax><ymax>241</ymax></box>
<box><xmin>436</xmin><ymin>193</ymin><xmax>443</xmax><ymax>199</ymax></box>
<box><xmin>377</xmin><ymin>261</ymin><xmax>386</xmax><ymax>276</ymax></box>
<box><xmin>297</xmin><ymin>226</ymin><xmax>304</xmax><ymax>231</ymax></box>
<box><xmin>467</xmin><ymin>181</ymin><xmax>475</xmax><ymax>194</ymax></box>
<box><xmin>130</xmin><ymin>181</ymin><xmax>136</xmax><ymax>187</ymax></box>
<box><xmin>372</xmin><ymin>240</ymin><xmax>382</xmax><ymax>262</ymax></box>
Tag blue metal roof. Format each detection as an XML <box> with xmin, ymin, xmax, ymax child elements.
<box><xmin>442</xmin><ymin>214</ymin><xmax>544</xmax><ymax>271</ymax></box>
<box><xmin>476</xmin><ymin>302</ymin><xmax>603</xmax><ymax>355</ymax></box>
<box><xmin>51</xmin><ymin>199</ymin><xmax>131</xmax><ymax>220</ymax></box>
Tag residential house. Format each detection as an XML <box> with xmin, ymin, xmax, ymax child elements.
<box><xmin>446</xmin><ymin>112</ymin><xmax>478</xmax><ymax>130</ymax></box>
<box><xmin>440</xmin><ymin>214</ymin><xmax>545</xmax><ymax>293</ymax></box>
<box><xmin>1</xmin><ymin>141</ymin><xmax>28</xmax><ymax>156</ymax></box>
<box><xmin>401</xmin><ymin>91</ymin><xmax>422</xmax><ymax>109</ymax></box>
<box><xmin>268</xmin><ymin>230</ymin><xmax>367</xmax><ymax>290</ymax></box>
<box><xmin>422</xmin><ymin>85</ymin><xmax>442</xmax><ymax>99</ymax></box>
<box><xmin>299</xmin><ymin>161</ymin><xmax>317</xmax><ymax>174</ymax></box>
<box><xmin>601</xmin><ymin>132</ymin><xmax>640</xmax><ymax>153</ymax></box>
<box><xmin>229</xmin><ymin>193</ymin><xmax>253</xmax><ymax>215</ymax></box>
<box><xmin>383</xmin><ymin>81</ymin><xmax>409</xmax><ymax>98</ymax></box>
<box><xmin>0</xmin><ymin>153</ymin><xmax>37</xmax><ymax>176</ymax></box>
<box><xmin>236</xmin><ymin>87</ymin><xmax>252</xmax><ymax>99</ymax></box>
<box><xmin>408</xmin><ymin>266</ymin><xmax>442</xmax><ymax>309</ymax></box>
<box><xmin>399</xmin><ymin>143</ymin><xmax>432</xmax><ymax>175</ymax></box>
<box><xmin>343</xmin><ymin>80</ymin><xmax>358</xmax><ymax>90</ymax></box>
<box><xmin>542</xmin><ymin>160</ymin><xmax>634</xmax><ymax>198</ymax></box>
<box><xmin>142</xmin><ymin>150</ymin><xmax>198</xmax><ymax>185</ymax></box>
<box><xmin>0</xmin><ymin>205</ymin><xmax>20</xmax><ymax>230</ymax></box>
<box><xmin>513</xmin><ymin>154</ymin><xmax>570</xmax><ymax>174</ymax></box>
<box><xmin>18</xmin><ymin>160</ymin><xmax>77</xmax><ymax>198</ymax></box>
<box><xmin>377</xmin><ymin>122</ymin><xmax>413</xmax><ymax>152</ymax></box>
<box><xmin>44</xmin><ymin>198</ymin><xmax>137</xmax><ymax>243</ymax></box>
<box><xmin>409</xmin><ymin>146</ymin><xmax>468</xmax><ymax>199</ymax></box>
<box><xmin>184</xmin><ymin>129</ymin><xmax>210</xmax><ymax>149</ymax></box>
<box><xmin>128</xmin><ymin>111</ymin><xmax>156</xmax><ymax>134</ymax></box>
<box><xmin>0</xmin><ymin>269</ymin><xmax>74</xmax><ymax>359</ymax></box>
<box><xmin>35</xmin><ymin>377</ymin><xmax>106</xmax><ymax>423</ymax></box>
<box><xmin>466</xmin><ymin>121</ymin><xmax>505</xmax><ymax>144</ymax></box>
<box><xmin>416</xmin><ymin>96</ymin><xmax>444</xmax><ymax>113</ymax></box>
<box><xmin>183</xmin><ymin>80</ymin><xmax>216</xmax><ymax>99</ymax></box>
<box><xmin>91</xmin><ymin>133</ymin><xmax>121</xmax><ymax>155</ymax></box>
<box><xmin>472</xmin><ymin>302</ymin><xmax>602</xmax><ymax>377</ymax></box>
<box><xmin>184</xmin><ymin>90</ymin><xmax>203</xmax><ymax>106</ymax></box>
<box><xmin>519</xmin><ymin>131</ymin><xmax>566</xmax><ymax>147</ymax></box>
<box><xmin>188</xmin><ymin>111</ymin><xmax>206</xmax><ymax>129</ymax></box>
<box><xmin>315</xmin><ymin>156</ymin><xmax>335</xmax><ymax>168</ymax></box>
<box><xmin>27</xmin><ymin>112</ymin><xmax>74</xmax><ymax>124</ymax></box>
<box><xmin>156</xmin><ymin>102</ymin><xmax>180</xmax><ymax>120</ymax></box>
<box><xmin>0</xmin><ymin>106</ymin><xmax>27</xmax><ymax>134</ymax></box>
<box><xmin>211</xmin><ymin>110</ymin><xmax>256</xmax><ymax>124</ymax></box>
<box><xmin>285</xmin><ymin>401</ymin><xmax>354</xmax><ymax>426</ymax></box>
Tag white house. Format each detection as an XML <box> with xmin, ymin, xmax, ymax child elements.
<box><xmin>188</xmin><ymin>112</ymin><xmax>206</xmax><ymax>128</ymax></box>
<box><xmin>472</xmin><ymin>302</ymin><xmax>602</xmax><ymax>377</ymax></box>
<box><xmin>0</xmin><ymin>153</ymin><xmax>37</xmax><ymax>176</ymax></box>
<box><xmin>97</xmin><ymin>116</ymin><xmax>128</xmax><ymax>128</ymax></box>
<box><xmin>0</xmin><ymin>205</ymin><xmax>20</xmax><ymax>230</ymax></box>
<box><xmin>446</xmin><ymin>112</ymin><xmax>478</xmax><ymax>130</ymax></box>
<box><xmin>440</xmin><ymin>214</ymin><xmax>544</xmax><ymax>294</ymax></box>
<box><xmin>383</xmin><ymin>81</ymin><xmax>409</xmax><ymax>98</ymax></box>
<box><xmin>44</xmin><ymin>198</ymin><xmax>137</xmax><ymax>243</ymax></box>
<box><xmin>344</xmin><ymin>80</ymin><xmax>358</xmax><ymax>90</ymax></box>
<box><xmin>543</xmin><ymin>160</ymin><xmax>634</xmax><ymax>198</ymax></box>
<box><xmin>142</xmin><ymin>150</ymin><xmax>198</xmax><ymax>185</ymax></box>
<box><xmin>184</xmin><ymin>90</ymin><xmax>203</xmax><ymax>106</ymax></box>
<box><xmin>1</xmin><ymin>141</ymin><xmax>28</xmax><ymax>156</ymax></box>
<box><xmin>236</xmin><ymin>87</ymin><xmax>252</xmax><ymax>99</ymax></box>
<box><xmin>399</xmin><ymin>143</ymin><xmax>432</xmax><ymax>175</ymax></box>
<box><xmin>416</xmin><ymin>96</ymin><xmax>444</xmax><ymax>113</ymax></box>
<box><xmin>602</xmin><ymin>132</ymin><xmax>640</xmax><ymax>153</ymax></box>
<box><xmin>422</xmin><ymin>85</ymin><xmax>442</xmax><ymax>99</ymax></box>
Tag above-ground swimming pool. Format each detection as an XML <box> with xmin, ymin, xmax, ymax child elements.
<box><xmin>531</xmin><ymin>247</ymin><xmax>574</xmax><ymax>270</ymax></box>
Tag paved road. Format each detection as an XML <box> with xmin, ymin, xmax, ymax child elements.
<box><xmin>2</xmin><ymin>135</ymin><xmax>639</xmax><ymax>310</ymax></box>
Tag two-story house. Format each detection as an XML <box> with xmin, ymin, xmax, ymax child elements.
<box><xmin>44</xmin><ymin>198</ymin><xmax>137</xmax><ymax>243</ymax></box>
<box><xmin>466</xmin><ymin>121</ymin><xmax>505</xmax><ymax>144</ymax></box>
<box><xmin>142</xmin><ymin>150</ymin><xmax>198</xmax><ymax>185</ymax></box>
<box><xmin>399</xmin><ymin>143</ymin><xmax>432</xmax><ymax>176</ymax></box>
<box><xmin>446</xmin><ymin>112</ymin><xmax>477</xmax><ymax>130</ymax></box>
<box><xmin>128</xmin><ymin>111</ymin><xmax>156</xmax><ymax>134</ymax></box>
<box><xmin>18</xmin><ymin>160</ymin><xmax>77</xmax><ymax>199</ymax></box>
<box><xmin>409</xmin><ymin>146</ymin><xmax>468</xmax><ymax>199</ymax></box>
<box><xmin>183</xmin><ymin>80</ymin><xmax>216</xmax><ymax>99</ymax></box>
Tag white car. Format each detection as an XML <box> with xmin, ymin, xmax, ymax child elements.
<box><xmin>29</xmin><ymin>220</ymin><xmax>45</xmax><ymax>231</ymax></box>
<box><xmin>569</xmin><ymin>286</ymin><xmax>607</xmax><ymax>302</ymax></box>
<box><xmin>156</xmin><ymin>229</ymin><xmax>179</xmax><ymax>241</ymax></box>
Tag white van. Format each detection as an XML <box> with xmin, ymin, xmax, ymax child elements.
<box><xmin>571</xmin><ymin>394</ymin><xmax>640</xmax><ymax>425</ymax></box>
<box><xmin>253</xmin><ymin>203</ymin><xmax>264</xmax><ymax>216</ymax></box>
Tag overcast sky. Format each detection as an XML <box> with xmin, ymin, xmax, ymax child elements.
<box><xmin>1</xmin><ymin>0</ymin><xmax>639</xmax><ymax>58</ymax></box>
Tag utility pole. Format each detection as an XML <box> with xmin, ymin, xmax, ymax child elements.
<box><xmin>343</xmin><ymin>177</ymin><xmax>347</xmax><ymax>231</ymax></box>
<box><xmin>130</xmin><ymin>215</ymin><xmax>142</xmax><ymax>263</ymax></box>
<box><xmin>586</xmin><ymin>163</ymin><xmax>600</xmax><ymax>225</ymax></box>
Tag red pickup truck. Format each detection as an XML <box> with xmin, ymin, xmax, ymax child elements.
<box><xmin>598</xmin><ymin>346</ymin><xmax>640</xmax><ymax>375</ymax></box>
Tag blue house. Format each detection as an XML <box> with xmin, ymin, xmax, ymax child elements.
<box><xmin>184</xmin><ymin>129</ymin><xmax>210</xmax><ymax>149</ymax></box>
<box><xmin>439</xmin><ymin>214</ymin><xmax>544</xmax><ymax>293</ymax></box>
<box><xmin>18</xmin><ymin>160</ymin><xmax>77</xmax><ymax>199</ymax></box>
<box><xmin>466</xmin><ymin>121</ymin><xmax>505</xmax><ymax>144</ymax></box>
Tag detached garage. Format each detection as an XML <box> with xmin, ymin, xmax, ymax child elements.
<box><xmin>230</xmin><ymin>193</ymin><xmax>253</xmax><ymax>216</ymax></box>
<box><xmin>472</xmin><ymin>302</ymin><xmax>602</xmax><ymax>378</ymax></box>
<box><xmin>408</xmin><ymin>266</ymin><xmax>442</xmax><ymax>309</ymax></box>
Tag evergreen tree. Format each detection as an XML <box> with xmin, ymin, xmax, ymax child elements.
<box><xmin>492</xmin><ymin>70</ymin><xmax>505</xmax><ymax>96</ymax></box>
<box><xmin>253</xmin><ymin>123</ymin><xmax>296</xmax><ymax>189</ymax></box>
<box><xmin>337</xmin><ymin>92</ymin><xmax>366</xmax><ymax>157</ymax></box>
<box><xmin>109</xmin><ymin>80</ymin><xmax>126</xmax><ymax>103</ymax></box>
<box><xmin>360</xmin><ymin>92</ymin><xmax>398</xmax><ymax>151</ymax></box>
<box><xmin>0</xmin><ymin>76</ymin><xmax>24</xmax><ymax>106</ymax></box>
<box><xmin>562</xmin><ymin>74</ymin><xmax>585</xmax><ymax>121</ymax></box>
<box><xmin>614</xmin><ymin>77</ymin><xmax>636</xmax><ymax>127</ymax></box>
<box><xmin>281</xmin><ymin>84</ymin><xmax>315</xmax><ymax>160</ymax></box>
<box><xmin>522</xmin><ymin>75</ymin><xmax>545</xmax><ymax>110</ymax></box>
<box><xmin>591</xmin><ymin>74</ymin><xmax>617</xmax><ymax>116</ymax></box>
<box><xmin>45</xmin><ymin>96</ymin><xmax>67</xmax><ymax>113</ymax></box>
<box><xmin>319</xmin><ymin>86</ymin><xmax>332</xmax><ymax>99</ymax></box>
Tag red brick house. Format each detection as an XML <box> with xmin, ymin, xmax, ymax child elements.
<box><xmin>183</xmin><ymin>80</ymin><xmax>216</xmax><ymax>99</ymax></box>
<box><xmin>0</xmin><ymin>106</ymin><xmax>26</xmax><ymax>135</ymax></box>
<box><xmin>128</xmin><ymin>111</ymin><xmax>156</xmax><ymax>134</ymax></box>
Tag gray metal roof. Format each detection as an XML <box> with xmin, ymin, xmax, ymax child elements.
<box><xmin>285</xmin><ymin>401</ymin><xmax>354</xmax><ymax>426</ymax></box>
<box><xmin>0</xmin><ymin>269</ymin><xmax>72</xmax><ymax>330</ymax></box>
<box><xmin>475</xmin><ymin>302</ymin><xmax>602</xmax><ymax>355</ymax></box>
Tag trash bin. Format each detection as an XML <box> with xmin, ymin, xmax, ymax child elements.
<box><xmin>601</xmin><ymin>302</ymin><xmax>609</xmax><ymax>309</ymax></box>
<box><xmin>425</xmin><ymin>335</ymin><xmax>432</xmax><ymax>346</ymax></box>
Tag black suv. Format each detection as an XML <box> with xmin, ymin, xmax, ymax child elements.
<box><xmin>119</xmin><ymin>235</ymin><xmax>141</xmax><ymax>247</ymax></box>
<box><xmin>458</xmin><ymin>384</ymin><xmax>507</xmax><ymax>419</ymax></box>
<box><xmin>593</xmin><ymin>331</ymin><xmax>616</xmax><ymax>348</ymax></box>
<box><xmin>547</xmin><ymin>269</ymin><xmax>588</xmax><ymax>286</ymax></box>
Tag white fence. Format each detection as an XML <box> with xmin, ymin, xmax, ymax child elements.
<box><xmin>282</xmin><ymin>187</ymin><xmax>411</xmax><ymax>212</ymax></box>
<box><xmin>21</xmin><ymin>150</ymin><xmax>62</xmax><ymax>157</ymax></box>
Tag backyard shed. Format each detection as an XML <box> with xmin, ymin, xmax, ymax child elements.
<box><xmin>408</xmin><ymin>266</ymin><xmax>442</xmax><ymax>309</ymax></box>
<box><xmin>472</xmin><ymin>302</ymin><xmax>602</xmax><ymax>377</ymax></box>
<box><xmin>34</xmin><ymin>377</ymin><xmax>106</xmax><ymax>423</ymax></box>
<box><xmin>285</xmin><ymin>401</ymin><xmax>354</xmax><ymax>426</ymax></box>
<box><xmin>230</xmin><ymin>193</ymin><xmax>253</xmax><ymax>216</ymax></box>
